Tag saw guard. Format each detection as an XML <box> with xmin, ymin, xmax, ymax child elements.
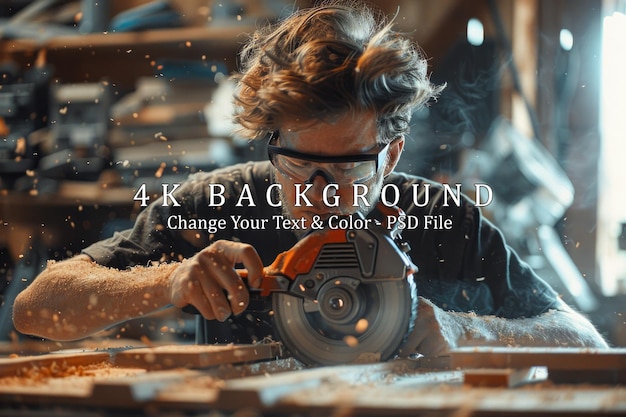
<box><xmin>272</xmin><ymin>275</ymin><xmax>418</xmax><ymax>366</ymax></box>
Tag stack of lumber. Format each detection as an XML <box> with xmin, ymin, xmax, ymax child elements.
<box><xmin>1</xmin><ymin>345</ymin><xmax>625</xmax><ymax>416</ymax></box>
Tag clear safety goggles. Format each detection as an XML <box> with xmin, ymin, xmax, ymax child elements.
<box><xmin>267</xmin><ymin>131</ymin><xmax>389</xmax><ymax>185</ymax></box>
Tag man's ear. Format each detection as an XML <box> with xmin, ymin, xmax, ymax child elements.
<box><xmin>383</xmin><ymin>136</ymin><xmax>404</xmax><ymax>177</ymax></box>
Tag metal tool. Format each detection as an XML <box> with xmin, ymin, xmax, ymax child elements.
<box><xmin>185</xmin><ymin>205</ymin><xmax>418</xmax><ymax>366</ymax></box>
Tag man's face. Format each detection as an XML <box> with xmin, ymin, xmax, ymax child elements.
<box><xmin>271</xmin><ymin>110</ymin><xmax>403</xmax><ymax>229</ymax></box>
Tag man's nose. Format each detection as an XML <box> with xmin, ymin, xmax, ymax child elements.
<box><xmin>305</xmin><ymin>169</ymin><xmax>335</xmax><ymax>198</ymax></box>
<box><xmin>305</xmin><ymin>169</ymin><xmax>335</xmax><ymax>185</ymax></box>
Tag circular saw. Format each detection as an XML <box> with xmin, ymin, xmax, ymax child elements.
<box><xmin>255</xmin><ymin>205</ymin><xmax>418</xmax><ymax>366</ymax></box>
<box><xmin>183</xmin><ymin>205</ymin><xmax>418</xmax><ymax>366</ymax></box>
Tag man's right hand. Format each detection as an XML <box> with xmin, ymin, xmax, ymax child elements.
<box><xmin>168</xmin><ymin>240</ymin><xmax>264</xmax><ymax>321</ymax></box>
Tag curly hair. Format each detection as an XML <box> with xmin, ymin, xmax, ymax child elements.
<box><xmin>232</xmin><ymin>0</ymin><xmax>444</xmax><ymax>144</ymax></box>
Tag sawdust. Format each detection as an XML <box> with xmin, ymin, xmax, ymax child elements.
<box><xmin>350</xmin><ymin>352</ymin><xmax>382</xmax><ymax>364</ymax></box>
<box><xmin>172</xmin><ymin>374</ymin><xmax>226</xmax><ymax>389</ymax></box>
<box><xmin>0</xmin><ymin>360</ymin><xmax>143</xmax><ymax>386</ymax></box>
<box><xmin>343</xmin><ymin>335</ymin><xmax>359</xmax><ymax>347</ymax></box>
<box><xmin>355</xmin><ymin>318</ymin><xmax>369</xmax><ymax>333</ymax></box>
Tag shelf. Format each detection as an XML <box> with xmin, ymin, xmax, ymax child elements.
<box><xmin>0</xmin><ymin>24</ymin><xmax>254</xmax><ymax>88</ymax></box>
<box><xmin>0</xmin><ymin>24</ymin><xmax>255</xmax><ymax>55</ymax></box>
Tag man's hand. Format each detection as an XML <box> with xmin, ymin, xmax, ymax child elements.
<box><xmin>399</xmin><ymin>297</ymin><xmax>464</xmax><ymax>357</ymax></box>
<box><xmin>168</xmin><ymin>240</ymin><xmax>264</xmax><ymax>321</ymax></box>
<box><xmin>13</xmin><ymin>240</ymin><xmax>264</xmax><ymax>341</ymax></box>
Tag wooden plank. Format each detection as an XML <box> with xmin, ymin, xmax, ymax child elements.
<box><xmin>0</xmin><ymin>339</ymin><xmax>146</xmax><ymax>356</ymax></box>
<box><xmin>463</xmin><ymin>366</ymin><xmax>548</xmax><ymax>387</ymax></box>
<box><xmin>0</xmin><ymin>343</ymin><xmax>281</xmax><ymax>409</ymax></box>
<box><xmin>275</xmin><ymin>384</ymin><xmax>626</xmax><ymax>416</ymax></box>
<box><xmin>451</xmin><ymin>347</ymin><xmax>626</xmax><ymax>384</ymax></box>
<box><xmin>450</xmin><ymin>347</ymin><xmax>626</xmax><ymax>370</ymax></box>
<box><xmin>2</xmin><ymin>355</ymin><xmax>626</xmax><ymax>414</ymax></box>
<box><xmin>0</xmin><ymin>25</ymin><xmax>254</xmax><ymax>53</ymax></box>
<box><xmin>113</xmin><ymin>343</ymin><xmax>282</xmax><ymax>370</ymax></box>
<box><xmin>511</xmin><ymin>0</ymin><xmax>539</xmax><ymax>139</ymax></box>
<box><xmin>216</xmin><ymin>360</ymin><xmax>425</xmax><ymax>410</ymax></box>
<box><xmin>152</xmin><ymin>358</ymin><xmax>302</xmax><ymax>409</ymax></box>
<box><xmin>0</xmin><ymin>360</ymin><xmax>146</xmax><ymax>406</ymax></box>
<box><xmin>89</xmin><ymin>369</ymin><xmax>202</xmax><ymax>407</ymax></box>
<box><xmin>217</xmin><ymin>360</ymin><xmax>623</xmax><ymax>415</ymax></box>
<box><xmin>0</xmin><ymin>351</ymin><xmax>112</xmax><ymax>378</ymax></box>
<box><xmin>0</xmin><ymin>357</ymin><xmax>299</xmax><ymax>410</ymax></box>
<box><xmin>88</xmin><ymin>358</ymin><xmax>302</xmax><ymax>410</ymax></box>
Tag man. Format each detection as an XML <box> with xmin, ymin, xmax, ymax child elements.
<box><xmin>13</xmin><ymin>1</ymin><xmax>607</xmax><ymax>356</ymax></box>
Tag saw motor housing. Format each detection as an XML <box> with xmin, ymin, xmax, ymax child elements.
<box><xmin>256</xmin><ymin>220</ymin><xmax>414</xmax><ymax>296</ymax></box>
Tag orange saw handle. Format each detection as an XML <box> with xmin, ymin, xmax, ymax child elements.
<box><xmin>181</xmin><ymin>267</ymin><xmax>284</xmax><ymax>315</ymax></box>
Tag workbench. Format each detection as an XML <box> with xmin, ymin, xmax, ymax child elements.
<box><xmin>1</xmin><ymin>341</ymin><xmax>625</xmax><ymax>416</ymax></box>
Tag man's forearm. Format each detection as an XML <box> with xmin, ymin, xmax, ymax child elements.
<box><xmin>403</xmin><ymin>297</ymin><xmax>609</xmax><ymax>357</ymax></box>
<box><xmin>13</xmin><ymin>256</ymin><xmax>178</xmax><ymax>341</ymax></box>
<box><xmin>446</xmin><ymin>308</ymin><xmax>609</xmax><ymax>350</ymax></box>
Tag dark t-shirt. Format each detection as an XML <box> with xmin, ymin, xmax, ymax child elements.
<box><xmin>83</xmin><ymin>161</ymin><xmax>561</xmax><ymax>341</ymax></box>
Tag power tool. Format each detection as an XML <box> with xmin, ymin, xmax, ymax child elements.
<box><xmin>186</xmin><ymin>204</ymin><xmax>418</xmax><ymax>366</ymax></box>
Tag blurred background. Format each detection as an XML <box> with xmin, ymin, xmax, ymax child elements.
<box><xmin>0</xmin><ymin>0</ymin><xmax>625</xmax><ymax>349</ymax></box>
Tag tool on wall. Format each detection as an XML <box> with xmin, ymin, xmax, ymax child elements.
<box><xmin>0</xmin><ymin>52</ymin><xmax>51</xmax><ymax>189</ymax></box>
<box><xmin>37</xmin><ymin>81</ymin><xmax>112</xmax><ymax>181</ymax></box>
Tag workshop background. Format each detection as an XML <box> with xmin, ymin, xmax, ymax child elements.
<box><xmin>0</xmin><ymin>0</ymin><xmax>625</xmax><ymax>348</ymax></box>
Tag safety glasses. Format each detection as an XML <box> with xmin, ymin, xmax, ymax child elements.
<box><xmin>267</xmin><ymin>131</ymin><xmax>389</xmax><ymax>185</ymax></box>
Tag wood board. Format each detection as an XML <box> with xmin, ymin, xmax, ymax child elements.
<box><xmin>113</xmin><ymin>343</ymin><xmax>282</xmax><ymax>370</ymax></box>
<box><xmin>216</xmin><ymin>359</ymin><xmax>442</xmax><ymax>410</ymax></box>
<box><xmin>214</xmin><ymin>358</ymin><xmax>626</xmax><ymax>416</ymax></box>
<box><xmin>463</xmin><ymin>366</ymin><xmax>548</xmax><ymax>387</ymax></box>
<box><xmin>152</xmin><ymin>358</ymin><xmax>302</xmax><ymax>410</ymax></box>
<box><xmin>0</xmin><ymin>358</ymin><xmax>145</xmax><ymax>406</ymax></box>
<box><xmin>451</xmin><ymin>347</ymin><xmax>626</xmax><ymax>384</ymax></box>
<box><xmin>450</xmin><ymin>347</ymin><xmax>626</xmax><ymax>370</ymax></box>
<box><xmin>0</xmin><ymin>342</ymin><xmax>282</xmax><ymax>408</ymax></box>
<box><xmin>0</xmin><ymin>350</ymin><xmax>112</xmax><ymax>378</ymax></box>
<box><xmin>2</xmin><ymin>346</ymin><xmax>626</xmax><ymax>415</ymax></box>
<box><xmin>271</xmin><ymin>383</ymin><xmax>626</xmax><ymax>416</ymax></box>
<box><xmin>0</xmin><ymin>338</ymin><xmax>145</xmax><ymax>356</ymax></box>
<box><xmin>88</xmin><ymin>368</ymin><xmax>203</xmax><ymax>407</ymax></box>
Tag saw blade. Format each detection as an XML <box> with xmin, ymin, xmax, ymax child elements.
<box><xmin>272</xmin><ymin>276</ymin><xmax>417</xmax><ymax>366</ymax></box>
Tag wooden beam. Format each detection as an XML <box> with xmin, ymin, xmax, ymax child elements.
<box><xmin>216</xmin><ymin>361</ymin><xmax>411</xmax><ymax>410</ymax></box>
<box><xmin>511</xmin><ymin>0</ymin><xmax>539</xmax><ymax>139</ymax></box>
<box><xmin>463</xmin><ymin>366</ymin><xmax>547</xmax><ymax>387</ymax></box>
<box><xmin>451</xmin><ymin>346</ymin><xmax>626</xmax><ymax>384</ymax></box>
<box><xmin>0</xmin><ymin>350</ymin><xmax>111</xmax><ymax>378</ymax></box>
<box><xmin>113</xmin><ymin>343</ymin><xmax>282</xmax><ymax>370</ymax></box>
<box><xmin>451</xmin><ymin>347</ymin><xmax>626</xmax><ymax>370</ymax></box>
